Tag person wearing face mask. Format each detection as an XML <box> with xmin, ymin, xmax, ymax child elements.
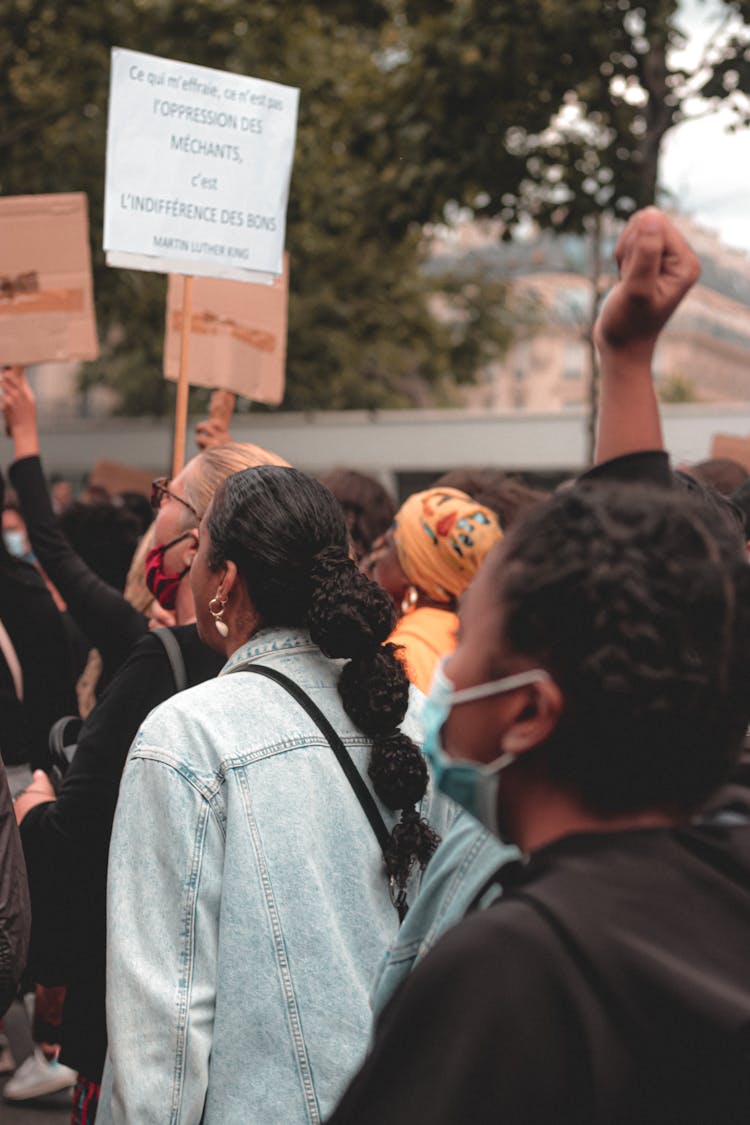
<box><xmin>328</xmin><ymin>481</ymin><xmax>750</xmax><ymax>1125</ymax></box>
<box><xmin>329</xmin><ymin>213</ymin><xmax>750</xmax><ymax>1125</ymax></box>
<box><xmin>2</xmin><ymin>506</ymin><xmax>34</xmax><ymax>564</ymax></box>
<box><xmin>3</xmin><ymin>367</ymin><xmax>152</xmax><ymax>692</ymax></box>
<box><xmin>13</xmin><ymin>441</ymin><xmax>288</xmax><ymax>1125</ymax></box>
<box><xmin>359</xmin><ymin>208</ymin><xmax>714</xmax><ymax>1027</ymax></box>
<box><xmin>99</xmin><ymin>466</ymin><xmax>453</xmax><ymax>1125</ymax></box>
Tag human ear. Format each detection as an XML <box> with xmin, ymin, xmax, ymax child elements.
<box><xmin>214</xmin><ymin>559</ymin><xmax>237</xmax><ymax>600</ymax></box>
<box><xmin>498</xmin><ymin>678</ymin><xmax>563</xmax><ymax>757</ymax></box>
<box><xmin>178</xmin><ymin>531</ymin><xmax>199</xmax><ymax>570</ymax></box>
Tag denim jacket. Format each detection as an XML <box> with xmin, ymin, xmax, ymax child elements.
<box><xmin>98</xmin><ymin>628</ymin><xmax>454</xmax><ymax>1125</ymax></box>
<box><xmin>370</xmin><ymin>811</ymin><xmax>515</xmax><ymax>1021</ymax></box>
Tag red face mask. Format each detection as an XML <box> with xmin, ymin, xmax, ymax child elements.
<box><xmin>145</xmin><ymin>532</ymin><xmax>196</xmax><ymax>610</ymax></box>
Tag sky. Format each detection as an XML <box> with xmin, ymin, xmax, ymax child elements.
<box><xmin>662</xmin><ymin>0</ymin><xmax>750</xmax><ymax>251</ymax></box>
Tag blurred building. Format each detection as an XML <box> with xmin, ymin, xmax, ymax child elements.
<box><xmin>26</xmin><ymin>361</ymin><xmax>118</xmax><ymax>425</ymax></box>
<box><xmin>427</xmin><ymin>213</ymin><xmax>750</xmax><ymax>409</ymax></box>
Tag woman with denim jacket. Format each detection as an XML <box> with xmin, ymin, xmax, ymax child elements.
<box><xmin>13</xmin><ymin>441</ymin><xmax>288</xmax><ymax>1124</ymax></box>
<box><xmin>99</xmin><ymin>466</ymin><xmax>453</xmax><ymax>1125</ymax></box>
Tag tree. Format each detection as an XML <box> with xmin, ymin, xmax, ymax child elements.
<box><xmin>361</xmin><ymin>0</ymin><xmax>750</xmax><ymax>454</ymax></box>
<box><xmin>0</xmin><ymin>1</ymin><xmax>521</xmax><ymax>413</ymax></box>
<box><xmin>3</xmin><ymin>2</ymin><xmax>748</xmax><ymax>417</ymax></box>
<box><xmin>658</xmin><ymin>373</ymin><xmax>700</xmax><ymax>403</ymax></box>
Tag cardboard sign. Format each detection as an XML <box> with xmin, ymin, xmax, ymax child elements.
<box><xmin>104</xmin><ymin>48</ymin><xmax>299</xmax><ymax>281</ymax></box>
<box><xmin>88</xmin><ymin>459</ymin><xmax>157</xmax><ymax>498</ymax></box>
<box><xmin>163</xmin><ymin>259</ymin><xmax>288</xmax><ymax>403</ymax></box>
<box><xmin>0</xmin><ymin>193</ymin><xmax>98</xmax><ymax>365</ymax></box>
<box><xmin>710</xmin><ymin>433</ymin><xmax>750</xmax><ymax>474</ymax></box>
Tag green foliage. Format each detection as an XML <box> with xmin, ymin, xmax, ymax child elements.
<box><xmin>0</xmin><ymin>0</ymin><xmax>521</xmax><ymax>413</ymax></box>
<box><xmin>1</xmin><ymin>0</ymin><xmax>747</xmax><ymax>414</ymax></box>
<box><xmin>658</xmin><ymin>373</ymin><xmax>700</xmax><ymax>403</ymax></box>
<box><xmin>378</xmin><ymin>0</ymin><xmax>750</xmax><ymax>232</ymax></box>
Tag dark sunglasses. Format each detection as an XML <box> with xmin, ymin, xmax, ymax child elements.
<box><xmin>150</xmin><ymin>477</ymin><xmax>200</xmax><ymax>520</ymax></box>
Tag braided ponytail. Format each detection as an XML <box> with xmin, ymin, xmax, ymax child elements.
<box><xmin>309</xmin><ymin>547</ymin><xmax>440</xmax><ymax>896</ymax></box>
<box><xmin>207</xmin><ymin>468</ymin><xmax>440</xmax><ymax>902</ymax></box>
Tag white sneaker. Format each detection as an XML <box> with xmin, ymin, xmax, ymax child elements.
<box><xmin>3</xmin><ymin>1046</ymin><xmax>77</xmax><ymax>1100</ymax></box>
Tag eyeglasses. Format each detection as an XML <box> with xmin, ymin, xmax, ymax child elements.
<box><xmin>150</xmin><ymin>477</ymin><xmax>200</xmax><ymax>520</ymax></box>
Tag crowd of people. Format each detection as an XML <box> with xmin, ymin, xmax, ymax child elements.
<box><xmin>0</xmin><ymin>208</ymin><xmax>749</xmax><ymax>1124</ymax></box>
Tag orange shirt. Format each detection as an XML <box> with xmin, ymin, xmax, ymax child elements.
<box><xmin>388</xmin><ymin>606</ymin><xmax>458</xmax><ymax>695</ymax></box>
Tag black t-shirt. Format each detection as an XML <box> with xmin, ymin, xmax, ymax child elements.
<box><xmin>329</xmin><ymin>817</ymin><xmax>750</xmax><ymax>1125</ymax></box>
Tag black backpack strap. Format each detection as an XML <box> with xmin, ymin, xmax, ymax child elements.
<box><xmin>152</xmin><ymin>628</ymin><xmax>188</xmax><ymax>694</ymax></box>
<box><xmin>229</xmin><ymin>662</ymin><xmax>407</xmax><ymax>920</ymax></box>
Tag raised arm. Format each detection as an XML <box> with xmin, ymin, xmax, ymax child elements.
<box><xmin>2</xmin><ymin>367</ymin><xmax>147</xmax><ymax>677</ymax></box>
<box><xmin>594</xmin><ymin>208</ymin><xmax>701</xmax><ymax>465</ymax></box>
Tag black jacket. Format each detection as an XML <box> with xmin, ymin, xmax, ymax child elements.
<box><xmin>20</xmin><ymin>624</ymin><xmax>224</xmax><ymax>1079</ymax></box>
<box><xmin>0</xmin><ymin>755</ymin><xmax>30</xmax><ymax>1016</ymax></box>
<box><xmin>0</xmin><ymin>558</ymin><xmax>77</xmax><ymax>768</ymax></box>
<box><xmin>9</xmin><ymin>455</ymin><xmax>148</xmax><ymax>687</ymax></box>
<box><xmin>329</xmin><ymin>775</ymin><xmax>750</xmax><ymax>1125</ymax></box>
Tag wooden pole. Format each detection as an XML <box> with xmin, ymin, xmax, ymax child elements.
<box><xmin>172</xmin><ymin>274</ymin><xmax>194</xmax><ymax>478</ymax></box>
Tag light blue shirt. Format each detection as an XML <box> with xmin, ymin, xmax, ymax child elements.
<box><xmin>99</xmin><ymin>627</ymin><xmax>454</xmax><ymax>1124</ymax></box>
<box><xmin>370</xmin><ymin>811</ymin><xmax>515</xmax><ymax>1021</ymax></box>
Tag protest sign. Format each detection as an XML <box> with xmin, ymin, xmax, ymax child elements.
<box><xmin>710</xmin><ymin>433</ymin><xmax>750</xmax><ymax>473</ymax></box>
<box><xmin>0</xmin><ymin>193</ymin><xmax>98</xmax><ymax>366</ymax></box>
<box><xmin>103</xmin><ymin>48</ymin><xmax>299</xmax><ymax>281</ymax></box>
<box><xmin>89</xmin><ymin>459</ymin><xmax>156</xmax><ymax>498</ymax></box>
<box><xmin>164</xmin><ymin>258</ymin><xmax>288</xmax><ymax>405</ymax></box>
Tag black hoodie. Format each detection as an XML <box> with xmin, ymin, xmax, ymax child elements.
<box><xmin>328</xmin><ymin>769</ymin><xmax>750</xmax><ymax>1125</ymax></box>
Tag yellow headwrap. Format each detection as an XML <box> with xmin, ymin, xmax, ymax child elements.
<box><xmin>393</xmin><ymin>487</ymin><xmax>502</xmax><ymax>603</ymax></box>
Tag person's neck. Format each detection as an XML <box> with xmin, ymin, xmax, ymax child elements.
<box><xmin>174</xmin><ymin>579</ymin><xmax>196</xmax><ymax>627</ymax></box>
<box><xmin>414</xmin><ymin>593</ymin><xmax>455</xmax><ymax>613</ymax></box>
<box><xmin>503</xmin><ymin>769</ymin><xmax>680</xmax><ymax>856</ymax></box>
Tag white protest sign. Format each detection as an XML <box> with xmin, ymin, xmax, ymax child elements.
<box><xmin>103</xmin><ymin>48</ymin><xmax>298</xmax><ymax>280</ymax></box>
<box><xmin>105</xmin><ymin>249</ymin><xmax>274</xmax><ymax>286</ymax></box>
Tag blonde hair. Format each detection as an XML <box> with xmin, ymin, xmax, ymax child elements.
<box><xmin>182</xmin><ymin>442</ymin><xmax>290</xmax><ymax>522</ymax></box>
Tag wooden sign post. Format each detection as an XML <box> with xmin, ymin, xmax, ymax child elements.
<box><xmin>172</xmin><ymin>275</ymin><xmax>194</xmax><ymax>477</ymax></box>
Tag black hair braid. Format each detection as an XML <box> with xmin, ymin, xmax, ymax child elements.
<box><xmin>308</xmin><ymin>547</ymin><xmax>396</xmax><ymax>659</ymax></box>
<box><xmin>308</xmin><ymin>548</ymin><xmax>440</xmax><ymax>891</ymax></box>
<box><xmin>207</xmin><ymin>469</ymin><xmax>441</xmax><ymax>895</ymax></box>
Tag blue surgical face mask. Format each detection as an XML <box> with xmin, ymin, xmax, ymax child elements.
<box><xmin>3</xmin><ymin>529</ymin><xmax>28</xmax><ymax>559</ymax></box>
<box><xmin>422</xmin><ymin>660</ymin><xmax>551</xmax><ymax>838</ymax></box>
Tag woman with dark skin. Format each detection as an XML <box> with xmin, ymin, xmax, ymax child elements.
<box><xmin>328</xmin><ymin>209</ymin><xmax>750</xmax><ymax>1125</ymax></box>
<box><xmin>100</xmin><ymin>467</ymin><xmax>452</xmax><ymax>1124</ymax></box>
<box><xmin>329</xmin><ymin>480</ymin><xmax>750</xmax><ymax>1125</ymax></box>
<box><xmin>366</xmin><ymin>487</ymin><xmax>502</xmax><ymax>694</ymax></box>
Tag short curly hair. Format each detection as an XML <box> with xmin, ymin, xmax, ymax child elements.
<box><xmin>491</xmin><ymin>482</ymin><xmax>750</xmax><ymax>815</ymax></box>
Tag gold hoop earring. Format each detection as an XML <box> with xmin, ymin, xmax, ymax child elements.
<box><xmin>209</xmin><ymin>594</ymin><xmax>229</xmax><ymax>637</ymax></box>
<box><xmin>400</xmin><ymin>585</ymin><xmax>418</xmax><ymax>616</ymax></box>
